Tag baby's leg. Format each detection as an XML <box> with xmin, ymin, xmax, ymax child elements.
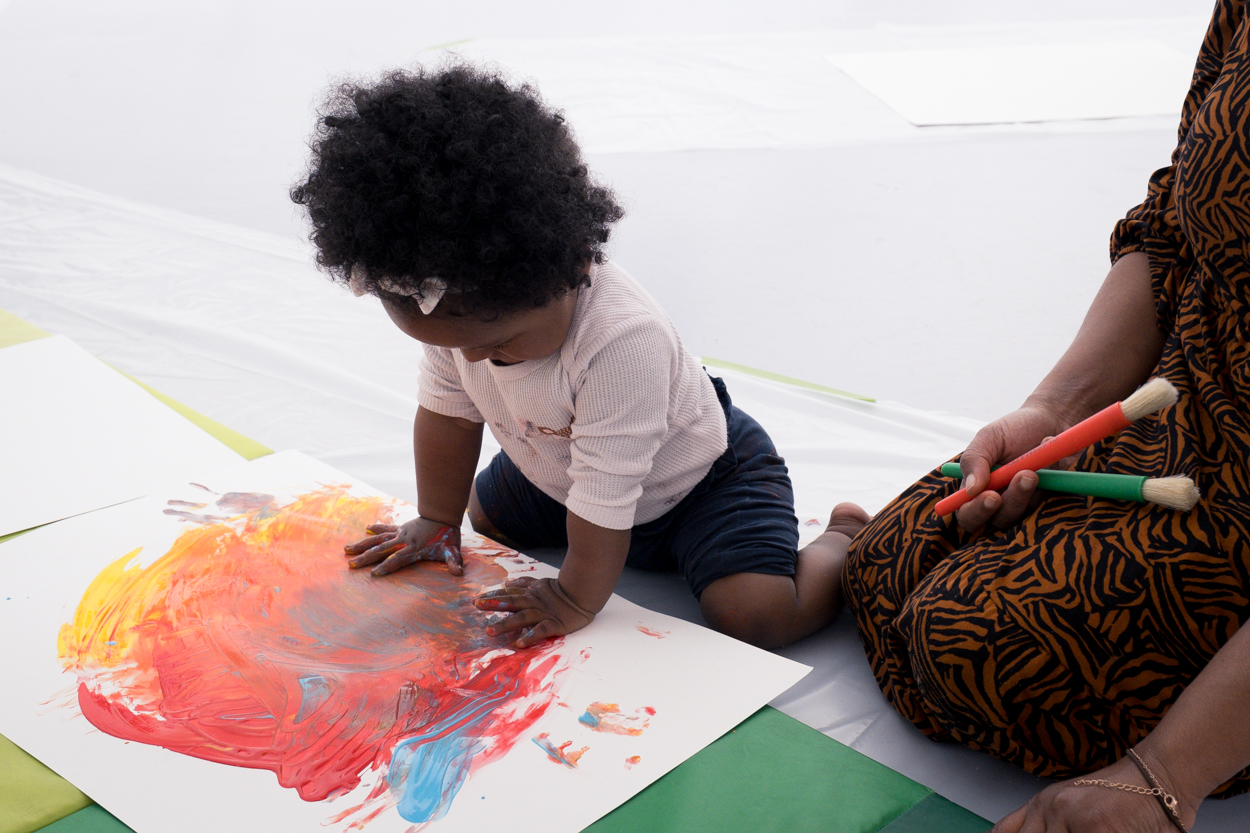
<box><xmin>699</xmin><ymin>503</ymin><xmax>869</xmax><ymax>649</ymax></box>
<box><xmin>466</xmin><ymin>451</ymin><xmax>569</xmax><ymax>551</ymax></box>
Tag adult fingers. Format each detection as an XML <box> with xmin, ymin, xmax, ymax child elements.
<box><xmin>347</xmin><ymin>536</ymin><xmax>403</xmax><ymax>567</ymax></box>
<box><xmin>960</xmin><ymin>422</ymin><xmax>1010</xmax><ymax>499</ymax></box>
<box><xmin>344</xmin><ymin>531</ymin><xmax>395</xmax><ymax>555</ymax></box>
<box><xmin>990</xmin><ymin>804</ymin><xmax>1028</xmax><ymax>833</ymax></box>
<box><xmin>956</xmin><ymin>489</ymin><xmax>1003</xmax><ymax>531</ymax></box>
<box><xmin>986</xmin><ymin>470</ymin><xmax>1039</xmax><ymax>530</ymax></box>
<box><xmin>371</xmin><ymin>545</ymin><xmax>419</xmax><ymax>576</ymax></box>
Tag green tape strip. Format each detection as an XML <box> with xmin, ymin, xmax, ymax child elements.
<box><xmin>424</xmin><ymin>37</ymin><xmax>473</xmax><ymax>51</ymax></box>
<box><xmin>700</xmin><ymin>356</ymin><xmax>875</xmax><ymax>403</ymax></box>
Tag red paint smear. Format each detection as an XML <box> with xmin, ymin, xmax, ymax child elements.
<box><xmin>533</xmin><ymin>733</ymin><xmax>587</xmax><ymax>767</ymax></box>
<box><xmin>625</xmin><ymin>755</ymin><xmax>641</xmax><ymax>769</ymax></box>
<box><xmin>59</xmin><ymin>486</ymin><xmax>569</xmax><ymax>820</ymax></box>
<box><xmin>635</xmin><ymin>625</ymin><xmax>670</xmax><ymax>639</ymax></box>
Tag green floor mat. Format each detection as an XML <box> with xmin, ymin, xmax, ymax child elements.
<box><xmin>588</xmin><ymin>707</ymin><xmax>933</xmax><ymax>833</ymax></box>
<box><xmin>29</xmin><ymin>808</ymin><xmax>127</xmax><ymax>833</ymax></box>
<box><xmin>877</xmin><ymin>793</ymin><xmax>993</xmax><ymax>833</ymax></box>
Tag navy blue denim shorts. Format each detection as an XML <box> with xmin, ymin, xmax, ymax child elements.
<box><xmin>473</xmin><ymin>377</ymin><xmax>799</xmax><ymax>597</ymax></box>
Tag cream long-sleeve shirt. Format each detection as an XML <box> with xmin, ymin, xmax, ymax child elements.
<box><xmin>418</xmin><ymin>261</ymin><xmax>728</xmax><ymax>530</ymax></box>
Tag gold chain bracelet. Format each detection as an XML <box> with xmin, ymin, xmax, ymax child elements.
<box><xmin>1073</xmin><ymin>749</ymin><xmax>1189</xmax><ymax>833</ymax></box>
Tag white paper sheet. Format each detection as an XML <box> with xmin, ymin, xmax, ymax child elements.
<box><xmin>0</xmin><ymin>335</ymin><xmax>243</xmax><ymax>537</ymax></box>
<box><xmin>0</xmin><ymin>450</ymin><xmax>809</xmax><ymax>833</ymax></box>
<box><xmin>828</xmin><ymin>40</ymin><xmax>1195</xmax><ymax>125</ymax></box>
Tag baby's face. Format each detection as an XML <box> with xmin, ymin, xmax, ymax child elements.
<box><xmin>381</xmin><ymin>291</ymin><xmax>578</xmax><ymax>365</ymax></box>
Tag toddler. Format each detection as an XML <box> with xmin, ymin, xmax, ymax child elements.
<box><xmin>291</xmin><ymin>64</ymin><xmax>867</xmax><ymax>649</ymax></box>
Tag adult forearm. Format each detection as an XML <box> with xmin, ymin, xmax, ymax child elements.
<box><xmin>1028</xmin><ymin>252</ymin><xmax>1166</xmax><ymax>425</ymax></box>
<box><xmin>1137</xmin><ymin>623</ymin><xmax>1250</xmax><ymax>816</ymax></box>
<box><xmin>560</xmin><ymin>511</ymin><xmax>630</xmax><ymax>614</ymax></box>
<box><xmin>414</xmin><ymin>406</ymin><xmax>483</xmax><ymax>526</ymax></box>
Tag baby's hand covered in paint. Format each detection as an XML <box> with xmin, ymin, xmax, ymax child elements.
<box><xmin>475</xmin><ymin>577</ymin><xmax>594</xmax><ymax>648</ymax></box>
<box><xmin>344</xmin><ymin>519</ymin><xmax>463</xmax><ymax>576</ymax></box>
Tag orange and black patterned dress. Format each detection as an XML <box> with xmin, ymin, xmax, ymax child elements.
<box><xmin>843</xmin><ymin>0</ymin><xmax>1250</xmax><ymax>796</ymax></box>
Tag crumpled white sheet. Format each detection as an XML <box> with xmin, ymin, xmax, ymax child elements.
<box><xmin>3</xmin><ymin>164</ymin><xmax>1249</xmax><ymax>828</ymax></box>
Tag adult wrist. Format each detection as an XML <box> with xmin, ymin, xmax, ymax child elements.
<box><xmin>1131</xmin><ymin>743</ymin><xmax>1203</xmax><ymax>826</ymax></box>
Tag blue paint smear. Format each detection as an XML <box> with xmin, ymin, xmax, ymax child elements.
<box><xmin>294</xmin><ymin>674</ymin><xmax>331</xmax><ymax>724</ymax></box>
<box><xmin>386</xmin><ymin>674</ymin><xmax>518</xmax><ymax>823</ymax></box>
<box><xmin>577</xmin><ymin>710</ymin><xmax>600</xmax><ymax>729</ymax></box>
<box><xmin>390</xmin><ymin>728</ymin><xmax>483</xmax><ymax>823</ymax></box>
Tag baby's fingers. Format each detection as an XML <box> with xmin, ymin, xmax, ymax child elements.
<box><xmin>370</xmin><ymin>545</ymin><xmax>419</xmax><ymax>576</ymax></box>
<box><xmin>347</xmin><ymin>537</ymin><xmax>403</xmax><ymax>567</ymax></box>
<box><xmin>345</xmin><ymin>531</ymin><xmax>396</xmax><ymax>556</ymax></box>
<box><xmin>475</xmin><ymin>588</ymin><xmax>527</xmax><ymax>611</ymax></box>
<box><xmin>486</xmin><ymin>608</ymin><xmax>544</xmax><ymax>638</ymax></box>
<box><xmin>514</xmin><ymin>619</ymin><xmax>562</xmax><ymax>648</ymax></box>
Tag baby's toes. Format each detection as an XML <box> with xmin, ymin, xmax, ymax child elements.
<box><xmin>826</xmin><ymin>502</ymin><xmax>871</xmax><ymax>538</ymax></box>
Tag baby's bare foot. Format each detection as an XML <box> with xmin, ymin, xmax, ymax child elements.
<box><xmin>826</xmin><ymin>502</ymin><xmax>870</xmax><ymax>540</ymax></box>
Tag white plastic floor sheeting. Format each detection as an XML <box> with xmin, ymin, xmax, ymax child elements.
<box><xmin>2</xmin><ymin>0</ymin><xmax>1248</xmax><ymax>827</ymax></box>
<box><xmin>3</xmin><ymin>160</ymin><xmax>1248</xmax><ymax>830</ymax></box>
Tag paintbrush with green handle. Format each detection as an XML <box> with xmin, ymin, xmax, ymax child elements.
<box><xmin>939</xmin><ymin>463</ymin><xmax>1200</xmax><ymax>511</ymax></box>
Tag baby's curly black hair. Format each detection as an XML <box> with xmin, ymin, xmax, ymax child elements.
<box><xmin>291</xmin><ymin>63</ymin><xmax>623</xmax><ymax>317</ymax></box>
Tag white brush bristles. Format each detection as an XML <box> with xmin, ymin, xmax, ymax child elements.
<box><xmin>1142</xmin><ymin>476</ymin><xmax>1201</xmax><ymax>511</ymax></box>
<box><xmin>1122</xmin><ymin>377</ymin><xmax>1179</xmax><ymax>422</ymax></box>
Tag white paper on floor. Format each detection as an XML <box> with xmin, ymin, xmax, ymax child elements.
<box><xmin>828</xmin><ymin>40</ymin><xmax>1196</xmax><ymax>125</ymax></box>
<box><xmin>0</xmin><ymin>449</ymin><xmax>808</xmax><ymax>833</ymax></box>
<box><xmin>0</xmin><ymin>334</ymin><xmax>242</xmax><ymax>537</ymax></box>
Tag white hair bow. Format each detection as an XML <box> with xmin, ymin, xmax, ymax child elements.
<box><xmin>348</xmin><ymin>265</ymin><xmax>447</xmax><ymax>315</ymax></box>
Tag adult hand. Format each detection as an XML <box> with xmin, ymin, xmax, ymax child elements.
<box><xmin>956</xmin><ymin>403</ymin><xmax>1074</xmax><ymax>532</ymax></box>
<box><xmin>474</xmin><ymin>577</ymin><xmax>594</xmax><ymax>648</ymax></box>
<box><xmin>991</xmin><ymin>755</ymin><xmax>1196</xmax><ymax>833</ymax></box>
<box><xmin>344</xmin><ymin>518</ymin><xmax>463</xmax><ymax>576</ymax></box>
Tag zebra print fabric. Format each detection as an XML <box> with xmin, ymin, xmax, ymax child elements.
<box><xmin>843</xmin><ymin>0</ymin><xmax>1250</xmax><ymax>797</ymax></box>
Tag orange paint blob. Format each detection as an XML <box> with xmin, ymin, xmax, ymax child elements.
<box><xmin>578</xmin><ymin>702</ymin><xmax>653</xmax><ymax>736</ymax></box>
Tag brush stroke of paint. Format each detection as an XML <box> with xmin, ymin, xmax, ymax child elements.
<box><xmin>532</xmin><ymin>733</ymin><xmax>588</xmax><ymax>767</ymax></box>
<box><xmin>635</xmin><ymin>624</ymin><xmax>669</xmax><ymax>639</ymax></box>
<box><xmin>58</xmin><ymin>485</ymin><xmax>569</xmax><ymax>827</ymax></box>
<box><xmin>578</xmin><ymin>702</ymin><xmax>654</xmax><ymax>736</ymax></box>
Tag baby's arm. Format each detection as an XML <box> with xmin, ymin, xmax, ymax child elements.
<box><xmin>475</xmin><ymin>511</ymin><xmax>629</xmax><ymax>647</ymax></box>
<box><xmin>345</xmin><ymin>406</ymin><xmax>483</xmax><ymax>575</ymax></box>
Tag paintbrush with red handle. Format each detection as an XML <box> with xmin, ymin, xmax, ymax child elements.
<box><xmin>934</xmin><ymin>377</ymin><xmax>1178</xmax><ymax>517</ymax></box>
